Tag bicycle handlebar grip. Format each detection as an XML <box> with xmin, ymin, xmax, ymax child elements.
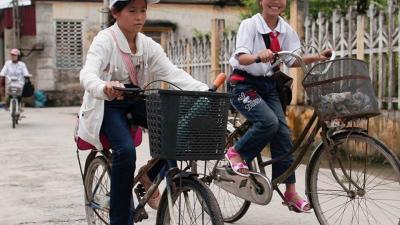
<box><xmin>210</xmin><ymin>73</ymin><xmax>226</xmax><ymax>91</ymax></box>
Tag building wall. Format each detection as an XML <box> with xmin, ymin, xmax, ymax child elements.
<box><xmin>148</xmin><ymin>3</ymin><xmax>243</xmax><ymax>39</ymax></box>
<box><xmin>35</xmin><ymin>1</ymin><xmax>102</xmax><ymax>105</ymax></box>
<box><xmin>32</xmin><ymin>1</ymin><xmax>243</xmax><ymax>106</ymax></box>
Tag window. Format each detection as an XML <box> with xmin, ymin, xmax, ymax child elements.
<box><xmin>144</xmin><ymin>31</ymin><xmax>162</xmax><ymax>44</ymax></box>
<box><xmin>142</xmin><ymin>20</ymin><xmax>175</xmax><ymax>45</ymax></box>
<box><xmin>56</xmin><ymin>21</ymin><xmax>82</xmax><ymax>69</ymax></box>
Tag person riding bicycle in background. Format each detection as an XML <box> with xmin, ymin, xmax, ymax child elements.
<box><xmin>77</xmin><ymin>0</ymin><xmax>209</xmax><ymax>224</ymax></box>
<box><xmin>0</xmin><ymin>48</ymin><xmax>30</xmax><ymax>110</ymax></box>
<box><xmin>226</xmin><ymin>0</ymin><xmax>332</xmax><ymax>213</ymax></box>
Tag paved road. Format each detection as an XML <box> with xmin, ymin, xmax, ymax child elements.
<box><xmin>0</xmin><ymin>107</ymin><xmax>320</xmax><ymax>225</ymax></box>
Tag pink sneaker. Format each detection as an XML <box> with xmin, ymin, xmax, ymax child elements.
<box><xmin>225</xmin><ymin>147</ymin><xmax>249</xmax><ymax>177</ymax></box>
<box><xmin>283</xmin><ymin>192</ymin><xmax>311</xmax><ymax>213</ymax></box>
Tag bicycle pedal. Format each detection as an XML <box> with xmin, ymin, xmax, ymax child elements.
<box><xmin>133</xmin><ymin>207</ymin><xmax>148</xmax><ymax>222</ymax></box>
<box><xmin>134</xmin><ymin>183</ymin><xmax>146</xmax><ymax>197</ymax></box>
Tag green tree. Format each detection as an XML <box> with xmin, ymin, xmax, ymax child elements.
<box><xmin>240</xmin><ymin>0</ymin><xmax>261</xmax><ymax>19</ymax></box>
<box><xmin>240</xmin><ymin>0</ymin><xmax>291</xmax><ymax>19</ymax></box>
<box><xmin>309</xmin><ymin>0</ymin><xmax>388</xmax><ymax>16</ymax></box>
<box><xmin>240</xmin><ymin>0</ymin><xmax>389</xmax><ymax>19</ymax></box>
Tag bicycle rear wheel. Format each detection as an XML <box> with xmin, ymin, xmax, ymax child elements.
<box><xmin>84</xmin><ymin>156</ymin><xmax>111</xmax><ymax>225</ymax></box>
<box><xmin>156</xmin><ymin>177</ymin><xmax>224</xmax><ymax>225</ymax></box>
<box><xmin>308</xmin><ymin>132</ymin><xmax>400</xmax><ymax>225</ymax></box>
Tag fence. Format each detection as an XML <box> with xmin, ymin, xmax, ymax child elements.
<box><xmin>304</xmin><ymin>3</ymin><xmax>400</xmax><ymax>110</ymax></box>
<box><xmin>166</xmin><ymin>3</ymin><xmax>399</xmax><ymax>110</ymax></box>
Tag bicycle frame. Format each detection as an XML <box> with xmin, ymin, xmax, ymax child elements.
<box><xmin>262</xmin><ymin>111</ymin><xmax>320</xmax><ymax>188</ymax></box>
<box><xmin>224</xmin><ymin>109</ymin><xmax>369</xmax><ymax>200</ymax></box>
<box><xmin>217</xmin><ymin>50</ymin><xmax>363</xmax><ymax>190</ymax></box>
<box><xmin>225</xmin><ymin>111</ymin><xmax>320</xmax><ymax>189</ymax></box>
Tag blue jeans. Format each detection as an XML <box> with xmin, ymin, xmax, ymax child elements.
<box><xmin>229</xmin><ymin>76</ymin><xmax>295</xmax><ymax>183</ymax></box>
<box><xmin>101</xmin><ymin>97</ymin><xmax>166</xmax><ymax>225</ymax></box>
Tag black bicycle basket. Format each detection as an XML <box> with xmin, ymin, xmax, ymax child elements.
<box><xmin>303</xmin><ymin>58</ymin><xmax>380</xmax><ymax>122</ymax></box>
<box><xmin>146</xmin><ymin>90</ymin><xmax>230</xmax><ymax>160</ymax></box>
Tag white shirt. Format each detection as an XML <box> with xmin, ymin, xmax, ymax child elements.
<box><xmin>0</xmin><ymin>60</ymin><xmax>29</xmax><ymax>91</ymax></box>
<box><xmin>229</xmin><ymin>13</ymin><xmax>301</xmax><ymax>76</ymax></box>
<box><xmin>78</xmin><ymin>23</ymin><xmax>209</xmax><ymax>150</ymax></box>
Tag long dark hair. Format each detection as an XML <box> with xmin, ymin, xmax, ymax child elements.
<box><xmin>107</xmin><ymin>0</ymin><xmax>147</xmax><ymax>27</ymax></box>
<box><xmin>107</xmin><ymin>1</ymin><xmax>130</xmax><ymax>27</ymax></box>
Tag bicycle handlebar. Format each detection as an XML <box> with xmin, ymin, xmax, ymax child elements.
<box><xmin>257</xmin><ymin>50</ymin><xmax>336</xmax><ymax>75</ymax></box>
<box><xmin>112</xmin><ymin>72</ymin><xmax>227</xmax><ymax>94</ymax></box>
<box><xmin>112</xmin><ymin>86</ymin><xmax>142</xmax><ymax>93</ymax></box>
<box><xmin>210</xmin><ymin>73</ymin><xmax>227</xmax><ymax>92</ymax></box>
<box><xmin>5</xmin><ymin>75</ymin><xmax>24</xmax><ymax>82</ymax></box>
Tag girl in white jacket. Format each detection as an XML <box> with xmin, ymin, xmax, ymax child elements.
<box><xmin>78</xmin><ymin>0</ymin><xmax>208</xmax><ymax>224</ymax></box>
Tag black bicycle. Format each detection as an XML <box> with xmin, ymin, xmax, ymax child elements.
<box><xmin>76</xmin><ymin>76</ymin><xmax>228</xmax><ymax>225</ymax></box>
<box><xmin>5</xmin><ymin>75</ymin><xmax>24</xmax><ymax>128</ymax></box>
<box><xmin>193</xmin><ymin>52</ymin><xmax>400</xmax><ymax>225</ymax></box>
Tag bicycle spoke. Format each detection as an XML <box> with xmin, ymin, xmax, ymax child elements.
<box><xmin>366</xmin><ymin>197</ymin><xmax>400</xmax><ymax>214</ymax></box>
<box><xmin>310</xmin><ymin>133</ymin><xmax>400</xmax><ymax>225</ymax></box>
<box><xmin>171</xmin><ymin>188</ymin><xmax>215</xmax><ymax>225</ymax></box>
<box><xmin>328</xmin><ymin>198</ymin><xmax>351</xmax><ymax>225</ymax></box>
<box><xmin>317</xmin><ymin>193</ymin><xmax>348</xmax><ymax>205</ymax></box>
<box><xmin>323</xmin><ymin>198</ymin><xmax>351</xmax><ymax>220</ymax></box>
<box><xmin>362</xmin><ymin>200</ymin><xmax>385</xmax><ymax>225</ymax></box>
<box><xmin>365</xmin><ymin>198</ymin><xmax>398</xmax><ymax>224</ymax></box>
<box><xmin>366</xmin><ymin>180</ymin><xmax>399</xmax><ymax>192</ymax></box>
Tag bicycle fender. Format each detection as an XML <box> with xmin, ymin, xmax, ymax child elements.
<box><xmin>331</xmin><ymin>127</ymin><xmax>367</xmax><ymax>136</ymax></box>
<box><xmin>83</xmin><ymin>151</ymin><xmax>98</xmax><ymax>177</ymax></box>
<box><xmin>305</xmin><ymin>127</ymin><xmax>368</xmax><ymax>202</ymax></box>
<box><xmin>172</xmin><ymin>171</ymin><xmax>198</xmax><ymax>180</ymax></box>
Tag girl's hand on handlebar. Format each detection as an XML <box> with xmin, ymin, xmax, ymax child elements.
<box><xmin>256</xmin><ymin>49</ymin><xmax>274</xmax><ymax>63</ymax></box>
<box><xmin>210</xmin><ymin>73</ymin><xmax>226</xmax><ymax>91</ymax></box>
<box><xmin>320</xmin><ymin>49</ymin><xmax>333</xmax><ymax>61</ymax></box>
<box><xmin>104</xmin><ymin>81</ymin><xmax>124</xmax><ymax>100</ymax></box>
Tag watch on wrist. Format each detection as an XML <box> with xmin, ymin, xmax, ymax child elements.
<box><xmin>255</xmin><ymin>56</ymin><xmax>261</xmax><ymax>63</ymax></box>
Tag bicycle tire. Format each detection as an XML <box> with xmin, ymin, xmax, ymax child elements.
<box><xmin>84</xmin><ymin>156</ymin><xmax>111</xmax><ymax>225</ymax></box>
<box><xmin>11</xmin><ymin>99</ymin><xmax>17</xmax><ymax>128</ymax></box>
<box><xmin>192</xmin><ymin>128</ymin><xmax>251</xmax><ymax>223</ymax></box>
<box><xmin>156</xmin><ymin>177</ymin><xmax>224</xmax><ymax>225</ymax></box>
<box><xmin>308</xmin><ymin>131</ymin><xmax>400</xmax><ymax>225</ymax></box>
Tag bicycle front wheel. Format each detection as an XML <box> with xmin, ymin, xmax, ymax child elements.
<box><xmin>193</xmin><ymin>159</ymin><xmax>251</xmax><ymax>223</ymax></box>
<box><xmin>308</xmin><ymin>132</ymin><xmax>400</xmax><ymax>225</ymax></box>
<box><xmin>156</xmin><ymin>177</ymin><xmax>224</xmax><ymax>225</ymax></box>
<box><xmin>84</xmin><ymin>156</ymin><xmax>111</xmax><ymax>225</ymax></box>
<box><xmin>11</xmin><ymin>99</ymin><xmax>17</xmax><ymax>128</ymax></box>
<box><xmin>192</xmin><ymin>128</ymin><xmax>251</xmax><ymax>223</ymax></box>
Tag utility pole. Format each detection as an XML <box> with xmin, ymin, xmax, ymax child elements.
<box><xmin>289</xmin><ymin>0</ymin><xmax>307</xmax><ymax>105</ymax></box>
<box><xmin>12</xmin><ymin>0</ymin><xmax>21</xmax><ymax>49</ymax></box>
<box><xmin>101</xmin><ymin>0</ymin><xmax>110</xmax><ymax>29</ymax></box>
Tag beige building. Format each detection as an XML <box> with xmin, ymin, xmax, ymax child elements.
<box><xmin>0</xmin><ymin>0</ymin><xmax>244</xmax><ymax>106</ymax></box>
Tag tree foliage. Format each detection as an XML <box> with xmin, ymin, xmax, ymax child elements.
<box><xmin>240</xmin><ymin>0</ymin><xmax>261</xmax><ymax>19</ymax></box>
<box><xmin>240</xmin><ymin>0</ymin><xmax>390</xmax><ymax>19</ymax></box>
<box><xmin>308</xmin><ymin>0</ymin><xmax>388</xmax><ymax>16</ymax></box>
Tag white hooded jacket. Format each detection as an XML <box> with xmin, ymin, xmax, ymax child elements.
<box><xmin>78</xmin><ymin>23</ymin><xmax>208</xmax><ymax>150</ymax></box>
